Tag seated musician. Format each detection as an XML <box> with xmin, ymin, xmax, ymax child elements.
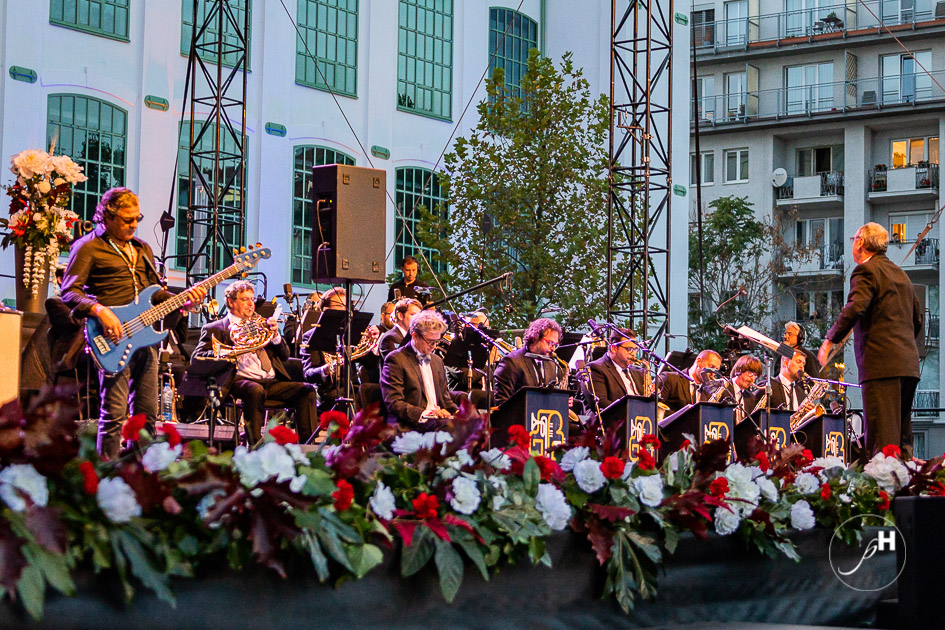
<box><xmin>193</xmin><ymin>280</ymin><xmax>316</xmax><ymax>444</ymax></box>
<box><xmin>725</xmin><ymin>355</ymin><xmax>763</xmax><ymax>423</ymax></box>
<box><xmin>493</xmin><ymin>318</ymin><xmax>567</xmax><ymax>407</ymax></box>
<box><xmin>656</xmin><ymin>349</ymin><xmax>721</xmax><ymax>414</ymax></box>
<box><xmin>377</xmin><ymin>301</ymin><xmax>395</xmax><ymax>334</ymax></box>
<box><xmin>377</xmin><ymin>298</ymin><xmax>422</xmax><ymax>362</ymax></box>
<box><xmin>582</xmin><ymin>327</ymin><xmax>646</xmax><ymax>413</ymax></box>
<box><xmin>770</xmin><ymin>350</ymin><xmax>809</xmax><ymax>412</ymax></box>
<box><xmin>61</xmin><ymin>187</ymin><xmax>205</xmax><ymax>458</ymax></box>
<box><xmin>380</xmin><ymin>309</ymin><xmax>458</xmax><ymax>431</ymax></box>
<box><xmin>299</xmin><ymin>287</ymin><xmax>349</xmax><ymax>411</ymax></box>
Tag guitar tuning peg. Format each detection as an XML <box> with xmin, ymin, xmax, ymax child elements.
<box><xmin>232</xmin><ymin>248</ymin><xmax>238</xmax><ymax>255</ymax></box>
<box><xmin>241</xmin><ymin>272</ymin><xmax>248</xmax><ymax>278</ymax></box>
<box><xmin>240</xmin><ymin>246</ymin><xmax>246</xmax><ymax>253</ymax></box>
<box><xmin>255</xmin><ymin>242</ymin><xmax>262</xmax><ymax>248</ymax></box>
<box><xmin>247</xmin><ymin>244</ymin><xmax>254</xmax><ymax>250</ymax></box>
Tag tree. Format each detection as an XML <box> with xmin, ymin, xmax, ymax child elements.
<box><xmin>416</xmin><ymin>50</ymin><xmax>612</xmax><ymax>329</ymax></box>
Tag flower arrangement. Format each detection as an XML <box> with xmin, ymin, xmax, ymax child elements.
<box><xmin>0</xmin><ymin>149</ymin><xmax>87</xmax><ymax>296</ymax></box>
<box><xmin>1</xmin><ymin>388</ymin><xmax>943</xmax><ymax>620</ymax></box>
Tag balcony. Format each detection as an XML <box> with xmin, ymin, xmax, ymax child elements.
<box><xmin>779</xmin><ymin>242</ymin><xmax>845</xmax><ymax>276</ymax></box>
<box><xmin>693</xmin><ymin>0</ymin><xmax>945</xmax><ymax>58</ymax></box>
<box><xmin>926</xmin><ymin>311</ymin><xmax>940</xmax><ymax>349</ymax></box>
<box><xmin>888</xmin><ymin>237</ymin><xmax>940</xmax><ymax>270</ymax></box>
<box><xmin>868</xmin><ymin>164</ymin><xmax>940</xmax><ymax>202</ymax></box>
<box><xmin>692</xmin><ymin>71</ymin><xmax>945</xmax><ymax>130</ymax></box>
<box><xmin>776</xmin><ymin>171</ymin><xmax>844</xmax><ymax>208</ymax></box>
<box><xmin>913</xmin><ymin>389</ymin><xmax>940</xmax><ymax>418</ymax></box>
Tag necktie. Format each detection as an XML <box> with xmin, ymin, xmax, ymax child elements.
<box><xmin>257</xmin><ymin>348</ymin><xmax>272</xmax><ymax>372</ymax></box>
<box><xmin>418</xmin><ymin>353</ymin><xmax>432</xmax><ymax>366</ymax></box>
<box><xmin>622</xmin><ymin>367</ymin><xmax>634</xmax><ymax>394</ymax></box>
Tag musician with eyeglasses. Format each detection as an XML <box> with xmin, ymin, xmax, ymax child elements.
<box><xmin>193</xmin><ymin>280</ymin><xmax>316</xmax><ymax>444</ymax></box>
<box><xmin>723</xmin><ymin>355</ymin><xmax>763</xmax><ymax>423</ymax></box>
<box><xmin>582</xmin><ymin>328</ymin><xmax>646</xmax><ymax>413</ymax></box>
<box><xmin>61</xmin><ymin>187</ymin><xmax>206</xmax><ymax>458</ymax></box>
<box><xmin>493</xmin><ymin>318</ymin><xmax>567</xmax><ymax>407</ymax></box>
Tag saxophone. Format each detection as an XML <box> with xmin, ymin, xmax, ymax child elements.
<box><xmin>708</xmin><ymin>379</ymin><xmax>732</xmax><ymax>403</ymax></box>
<box><xmin>790</xmin><ymin>379</ymin><xmax>829</xmax><ymax>431</ymax></box>
<box><xmin>633</xmin><ymin>358</ymin><xmax>670</xmax><ymax>423</ymax></box>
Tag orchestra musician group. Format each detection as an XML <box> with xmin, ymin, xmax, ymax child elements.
<box><xmin>61</xmin><ymin>189</ymin><xmax>921</xmax><ymax>463</ymax></box>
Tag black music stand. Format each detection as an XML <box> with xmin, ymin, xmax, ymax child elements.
<box><xmin>491</xmin><ymin>386</ymin><xmax>574</xmax><ymax>456</ymax></box>
<box><xmin>658</xmin><ymin>401</ymin><xmax>735</xmax><ymax>459</ymax></box>
<box><xmin>601</xmin><ymin>394</ymin><xmax>661</xmax><ymax>461</ymax></box>
<box><xmin>178</xmin><ymin>358</ymin><xmax>236</xmax><ymax>448</ymax></box>
<box><xmin>555</xmin><ymin>332</ymin><xmax>585</xmax><ymax>365</ymax></box>
<box><xmin>793</xmin><ymin>412</ymin><xmax>847</xmax><ymax>462</ymax></box>
<box><xmin>306</xmin><ymin>308</ymin><xmax>371</xmax><ymax>413</ymax></box>
<box><xmin>734</xmin><ymin>408</ymin><xmax>793</xmax><ymax>460</ymax></box>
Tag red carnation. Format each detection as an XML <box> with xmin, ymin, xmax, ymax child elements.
<box><xmin>79</xmin><ymin>461</ymin><xmax>99</xmax><ymax>495</ymax></box>
<box><xmin>508</xmin><ymin>424</ymin><xmax>530</xmax><ymax>448</ymax></box>
<box><xmin>877</xmin><ymin>490</ymin><xmax>890</xmax><ymax>511</ymax></box>
<box><xmin>534</xmin><ymin>455</ymin><xmax>560</xmax><ymax>481</ymax></box>
<box><xmin>709</xmin><ymin>477</ymin><xmax>729</xmax><ymax>498</ymax></box>
<box><xmin>332</xmin><ymin>479</ymin><xmax>354</xmax><ymax>511</ymax></box>
<box><xmin>121</xmin><ymin>414</ymin><xmax>148</xmax><ymax>442</ymax></box>
<box><xmin>159</xmin><ymin>423</ymin><xmax>182</xmax><ymax>448</ymax></box>
<box><xmin>637</xmin><ymin>449</ymin><xmax>656</xmax><ymax>471</ymax></box>
<box><xmin>640</xmin><ymin>434</ymin><xmax>661</xmax><ymax>450</ymax></box>
<box><xmin>820</xmin><ymin>483</ymin><xmax>831</xmax><ymax>501</ymax></box>
<box><xmin>319</xmin><ymin>410</ymin><xmax>350</xmax><ymax>439</ymax></box>
<box><xmin>268</xmin><ymin>425</ymin><xmax>299</xmax><ymax>445</ymax></box>
<box><xmin>799</xmin><ymin>449</ymin><xmax>814</xmax><ymax>467</ymax></box>
<box><xmin>679</xmin><ymin>439</ymin><xmax>691</xmax><ymax>450</ymax></box>
<box><xmin>600</xmin><ymin>456</ymin><xmax>626</xmax><ymax>480</ymax></box>
<box><xmin>755</xmin><ymin>451</ymin><xmax>770</xmax><ymax>472</ymax></box>
<box><xmin>881</xmin><ymin>444</ymin><xmax>901</xmax><ymax>459</ymax></box>
<box><xmin>412</xmin><ymin>492</ymin><xmax>439</xmax><ymax>519</ymax></box>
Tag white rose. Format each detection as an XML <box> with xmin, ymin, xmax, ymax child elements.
<box><xmin>715</xmin><ymin>506</ymin><xmax>741</xmax><ymax>536</ymax></box>
<box><xmin>370</xmin><ymin>482</ymin><xmax>396</xmax><ymax>520</ymax></box>
<box><xmin>632</xmin><ymin>474</ymin><xmax>665</xmax><ymax>507</ymax></box>
<box><xmin>392</xmin><ymin>431</ymin><xmax>426</xmax><ymax>455</ymax></box>
<box><xmin>535</xmin><ymin>483</ymin><xmax>571</xmax><ymax>530</ymax></box>
<box><xmin>723</xmin><ymin>462</ymin><xmax>753</xmax><ymax>488</ymax></box>
<box><xmin>232</xmin><ymin>443</ymin><xmax>296</xmax><ymax>487</ymax></box>
<box><xmin>839</xmin><ymin>493</ymin><xmax>852</xmax><ymax>504</ymax></box>
<box><xmin>790</xmin><ymin>500</ymin><xmax>816</xmax><ymax>530</ymax></box>
<box><xmin>755</xmin><ymin>476</ymin><xmax>779</xmax><ymax>502</ymax></box>
<box><xmin>53</xmin><ymin>177</ymin><xmax>66</xmax><ymax>187</ymax></box>
<box><xmin>48</xmin><ymin>154</ymin><xmax>87</xmax><ymax>183</ymax></box>
<box><xmin>96</xmin><ymin>477</ymin><xmax>142</xmax><ymax>523</ymax></box>
<box><xmin>863</xmin><ymin>453</ymin><xmax>911</xmax><ymax>493</ymax></box>
<box><xmin>142</xmin><ymin>442</ymin><xmax>183</xmax><ymax>473</ymax></box>
<box><xmin>560</xmin><ymin>446</ymin><xmax>589</xmax><ymax>472</ymax></box>
<box><xmin>36</xmin><ymin>179</ymin><xmax>52</xmax><ymax>194</ymax></box>
<box><xmin>573</xmin><ymin>459</ymin><xmax>606</xmax><ymax>493</ymax></box>
<box><xmin>284</xmin><ymin>443</ymin><xmax>310</xmax><ymax>466</ymax></box>
<box><xmin>480</xmin><ymin>448</ymin><xmax>511</xmax><ymax>471</ymax></box>
<box><xmin>455</xmin><ymin>449</ymin><xmax>475</xmax><ymax>467</ymax></box>
<box><xmin>11</xmin><ymin>149</ymin><xmax>50</xmax><ymax>178</ymax></box>
<box><xmin>449</xmin><ymin>476</ymin><xmax>481</xmax><ymax>515</ymax></box>
<box><xmin>811</xmin><ymin>456</ymin><xmax>846</xmax><ymax>471</ymax></box>
<box><xmin>0</xmin><ymin>464</ymin><xmax>49</xmax><ymax>511</ymax></box>
<box><xmin>794</xmin><ymin>472</ymin><xmax>821</xmax><ymax>495</ymax></box>
<box><xmin>289</xmin><ymin>475</ymin><xmax>307</xmax><ymax>493</ymax></box>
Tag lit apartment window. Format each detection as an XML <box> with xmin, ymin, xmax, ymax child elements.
<box><xmin>397</xmin><ymin>0</ymin><xmax>453</xmax><ymax>120</ymax></box>
<box><xmin>296</xmin><ymin>0</ymin><xmax>358</xmax><ymax>96</ymax></box>
<box><xmin>724</xmin><ymin>148</ymin><xmax>749</xmax><ymax>182</ymax></box>
<box><xmin>881</xmin><ymin>50</ymin><xmax>931</xmax><ymax>105</ymax></box>
<box><xmin>394</xmin><ymin>167</ymin><xmax>447</xmax><ymax>272</ymax></box>
<box><xmin>47</xmin><ymin>94</ymin><xmax>127</xmax><ymax>222</ymax></box>
<box><xmin>891</xmin><ymin>136</ymin><xmax>939</xmax><ymax>168</ymax></box>
<box><xmin>50</xmin><ymin>0</ymin><xmax>130</xmax><ymax>40</ymax></box>
<box><xmin>691</xmin><ymin>8</ymin><xmax>715</xmax><ymax>47</ymax></box>
<box><xmin>488</xmin><ymin>8</ymin><xmax>538</xmax><ymax>98</ymax></box>
<box><xmin>690</xmin><ymin>152</ymin><xmax>714</xmax><ymax>186</ymax></box>
<box><xmin>181</xmin><ymin>0</ymin><xmax>251</xmax><ymax>68</ymax></box>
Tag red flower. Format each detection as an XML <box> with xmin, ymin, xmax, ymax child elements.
<box><xmin>679</xmin><ymin>439</ymin><xmax>691</xmax><ymax>450</ymax></box>
<box><xmin>877</xmin><ymin>490</ymin><xmax>890</xmax><ymax>511</ymax></box>
<box><xmin>332</xmin><ymin>479</ymin><xmax>354</xmax><ymax>511</ymax></box>
<box><xmin>600</xmin><ymin>456</ymin><xmax>626</xmax><ymax>480</ymax></box>
<box><xmin>640</xmin><ymin>434</ymin><xmax>661</xmax><ymax>450</ymax></box>
<box><xmin>782</xmin><ymin>471</ymin><xmax>796</xmax><ymax>485</ymax></box>
<box><xmin>159</xmin><ymin>423</ymin><xmax>181</xmax><ymax>448</ymax></box>
<box><xmin>508</xmin><ymin>424</ymin><xmax>530</xmax><ymax>448</ymax></box>
<box><xmin>533</xmin><ymin>455</ymin><xmax>561</xmax><ymax>481</ymax></box>
<box><xmin>881</xmin><ymin>444</ymin><xmax>901</xmax><ymax>459</ymax></box>
<box><xmin>637</xmin><ymin>449</ymin><xmax>656</xmax><ymax>471</ymax></box>
<box><xmin>268</xmin><ymin>425</ymin><xmax>299</xmax><ymax>445</ymax></box>
<box><xmin>709</xmin><ymin>477</ymin><xmax>729</xmax><ymax>498</ymax></box>
<box><xmin>412</xmin><ymin>492</ymin><xmax>439</xmax><ymax>519</ymax></box>
<box><xmin>799</xmin><ymin>449</ymin><xmax>814</xmax><ymax>467</ymax></box>
<box><xmin>820</xmin><ymin>483</ymin><xmax>831</xmax><ymax>501</ymax></box>
<box><xmin>319</xmin><ymin>410</ymin><xmax>350</xmax><ymax>439</ymax></box>
<box><xmin>121</xmin><ymin>414</ymin><xmax>148</xmax><ymax>442</ymax></box>
<box><xmin>79</xmin><ymin>461</ymin><xmax>99</xmax><ymax>495</ymax></box>
<box><xmin>755</xmin><ymin>451</ymin><xmax>770</xmax><ymax>472</ymax></box>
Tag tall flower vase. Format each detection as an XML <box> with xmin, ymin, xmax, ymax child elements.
<box><xmin>14</xmin><ymin>245</ymin><xmax>50</xmax><ymax>314</ymax></box>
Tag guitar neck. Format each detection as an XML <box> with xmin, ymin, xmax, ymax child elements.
<box><xmin>139</xmin><ymin>260</ymin><xmax>247</xmax><ymax>327</ymax></box>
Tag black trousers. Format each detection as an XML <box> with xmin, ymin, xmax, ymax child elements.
<box><xmin>231</xmin><ymin>378</ymin><xmax>317</xmax><ymax>443</ymax></box>
<box><xmin>862</xmin><ymin>376</ymin><xmax>919</xmax><ymax>461</ymax></box>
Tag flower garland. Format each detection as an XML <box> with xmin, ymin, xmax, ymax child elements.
<box><xmin>1</xmin><ymin>149</ymin><xmax>87</xmax><ymax>295</ymax></box>
<box><xmin>1</xmin><ymin>388</ymin><xmax>943</xmax><ymax>620</ymax></box>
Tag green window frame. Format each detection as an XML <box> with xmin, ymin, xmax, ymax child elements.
<box><xmin>49</xmin><ymin>0</ymin><xmax>130</xmax><ymax>41</ymax></box>
<box><xmin>397</xmin><ymin>0</ymin><xmax>453</xmax><ymax>121</ymax></box>
<box><xmin>488</xmin><ymin>7</ymin><xmax>538</xmax><ymax>98</ymax></box>
<box><xmin>181</xmin><ymin>0</ymin><xmax>251</xmax><ymax>69</ymax></box>
<box><xmin>394</xmin><ymin>166</ymin><xmax>446</xmax><ymax>272</ymax></box>
<box><xmin>46</xmin><ymin>94</ymin><xmax>127</xmax><ymax>223</ymax></box>
<box><xmin>291</xmin><ymin>146</ymin><xmax>356</xmax><ymax>286</ymax></box>
<box><xmin>296</xmin><ymin>0</ymin><xmax>359</xmax><ymax>97</ymax></box>
<box><xmin>175</xmin><ymin>121</ymin><xmax>246</xmax><ymax>273</ymax></box>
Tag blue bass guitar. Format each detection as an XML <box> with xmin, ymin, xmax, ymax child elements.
<box><xmin>86</xmin><ymin>246</ymin><xmax>271</xmax><ymax>374</ymax></box>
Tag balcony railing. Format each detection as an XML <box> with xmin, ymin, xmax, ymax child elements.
<box><xmin>869</xmin><ymin>164</ymin><xmax>940</xmax><ymax>193</ymax></box>
<box><xmin>776</xmin><ymin>171</ymin><xmax>845</xmax><ymax>200</ymax></box>
<box><xmin>692</xmin><ymin>71</ymin><xmax>945</xmax><ymax>127</ymax></box>
<box><xmin>926</xmin><ymin>312</ymin><xmax>940</xmax><ymax>348</ymax></box>
<box><xmin>914</xmin><ymin>389</ymin><xmax>940</xmax><ymax>417</ymax></box>
<box><xmin>693</xmin><ymin>0</ymin><xmax>941</xmax><ymax>52</ymax></box>
<box><xmin>889</xmin><ymin>237</ymin><xmax>940</xmax><ymax>267</ymax></box>
<box><xmin>781</xmin><ymin>242</ymin><xmax>845</xmax><ymax>273</ymax></box>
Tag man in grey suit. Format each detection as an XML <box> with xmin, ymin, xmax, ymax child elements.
<box><xmin>819</xmin><ymin>222</ymin><xmax>923</xmax><ymax>459</ymax></box>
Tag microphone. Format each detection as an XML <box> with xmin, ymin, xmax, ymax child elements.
<box><xmin>282</xmin><ymin>282</ymin><xmax>294</xmax><ymax>302</ymax></box>
<box><xmin>587</xmin><ymin>318</ymin><xmax>607</xmax><ymax>337</ymax></box>
<box><xmin>702</xmin><ymin>366</ymin><xmax>725</xmax><ymax>377</ymax></box>
<box><xmin>715</xmin><ymin>287</ymin><xmax>747</xmax><ymax>317</ymax></box>
<box><xmin>525</xmin><ymin>353</ymin><xmax>555</xmax><ymax>362</ymax></box>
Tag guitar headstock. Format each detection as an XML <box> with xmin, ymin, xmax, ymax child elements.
<box><xmin>233</xmin><ymin>243</ymin><xmax>272</xmax><ymax>275</ymax></box>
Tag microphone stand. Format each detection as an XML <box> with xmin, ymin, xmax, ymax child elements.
<box><xmin>424</xmin><ymin>272</ymin><xmax>513</xmax><ymax>310</ymax></box>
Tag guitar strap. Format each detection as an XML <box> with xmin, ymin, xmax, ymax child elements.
<box><xmin>107</xmin><ymin>238</ymin><xmax>140</xmax><ymax>304</ymax></box>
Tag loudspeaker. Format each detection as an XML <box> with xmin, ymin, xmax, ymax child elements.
<box><xmin>310</xmin><ymin>164</ymin><xmax>386</xmax><ymax>284</ymax></box>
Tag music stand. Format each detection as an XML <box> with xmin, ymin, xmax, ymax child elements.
<box><xmin>555</xmin><ymin>332</ymin><xmax>584</xmax><ymax>365</ymax></box>
<box><xmin>443</xmin><ymin>326</ymin><xmax>495</xmax><ymax>405</ymax></box>
<box><xmin>178</xmin><ymin>358</ymin><xmax>236</xmax><ymax>448</ymax></box>
<box><xmin>305</xmin><ymin>309</ymin><xmax>371</xmax><ymax>352</ymax></box>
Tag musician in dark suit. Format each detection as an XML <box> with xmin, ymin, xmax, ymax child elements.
<box><xmin>61</xmin><ymin>188</ymin><xmax>205</xmax><ymax>458</ymax></box>
<box><xmin>380</xmin><ymin>309</ymin><xmax>458</xmax><ymax>430</ymax></box>
<box><xmin>784</xmin><ymin>321</ymin><xmax>821</xmax><ymax>377</ymax></box>
<box><xmin>818</xmin><ymin>222</ymin><xmax>923</xmax><ymax>459</ymax></box>
<box><xmin>582</xmin><ymin>327</ymin><xmax>646</xmax><ymax>414</ymax></box>
<box><xmin>377</xmin><ymin>298</ymin><xmax>421</xmax><ymax>362</ymax></box>
<box><xmin>656</xmin><ymin>349</ymin><xmax>719</xmax><ymax>414</ymax></box>
<box><xmin>725</xmin><ymin>355</ymin><xmax>763</xmax><ymax>423</ymax></box>
<box><xmin>194</xmin><ymin>281</ymin><xmax>316</xmax><ymax>444</ymax></box>
<box><xmin>299</xmin><ymin>287</ymin><xmax>348</xmax><ymax>409</ymax></box>
<box><xmin>493</xmin><ymin>318</ymin><xmax>567</xmax><ymax>407</ymax></box>
<box><xmin>769</xmin><ymin>350</ymin><xmax>809</xmax><ymax>412</ymax></box>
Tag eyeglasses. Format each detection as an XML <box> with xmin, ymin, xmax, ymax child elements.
<box><xmin>542</xmin><ymin>337</ymin><xmax>560</xmax><ymax>349</ymax></box>
<box><xmin>233</xmin><ymin>296</ymin><xmax>255</xmax><ymax>303</ymax></box>
<box><xmin>112</xmin><ymin>214</ymin><xmax>144</xmax><ymax>225</ymax></box>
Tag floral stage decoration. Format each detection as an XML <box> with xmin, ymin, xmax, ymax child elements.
<box><xmin>1</xmin><ymin>388</ymin><xmax>944</xmax><ymax>620</ymax></box>
<box><xmin>1</xmin><ymin>149</ymin><xmax>87</xmax><ymax>296</ymax></box>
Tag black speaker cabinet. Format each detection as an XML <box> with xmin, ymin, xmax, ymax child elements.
<box><xmin>310</xmin><ymin>164</ymin><xmax>386</xmax><ymax>284</ymax></box>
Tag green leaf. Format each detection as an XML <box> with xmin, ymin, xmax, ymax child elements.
<box><xmin>316</xmin><ymin>520</ymin><xmax>355</xmax><ymax>573</ymax></box>
<box><xmin>23</xmin><ymin>546</ymin><xmax>74</xmax><ymax>597</ymax></box>
<box><xmin>345</xmin><ymin>543</ymin><xmax>383</xmax><ymax>579</ymax></box>
<box><xmin>298</xmin><ymin>532</ymin><xmax>329</xmax><ymax>581</ymax></box>
<box><xmin>523</xmin><ymin>458</ymin><xmax>540</xmax><ymax>496</ymax></box>
<box><xmin>663</xmin><ymin>527</ymin><xmax>679</xmax><ymax>555</ymax></box>
<box><xmin>453</xmin><ymin>532</ymin><xmax>490</xmax><ymax>581</ymax></box>
<box><xmin>15</xmin><ymin>564</ymin><xmax>46</xmax><ymax>620</ymax></box>
<box><xmin>114</xmin><ymin>530</ymin><xmax>174</xmax><ymax>606</ymax></box>
<box><xmin>434</xmin><ymin>541</ymin><xmax>464</xmax><ymax>604</ymax></box>
<box><xmin>401</xmin><ymin>527</ymin><xmax>434</xmax><ymax>577</ymax></box>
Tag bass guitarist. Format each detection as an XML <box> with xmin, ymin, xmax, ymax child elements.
<box><xmin>61</xmin><ymin>188</ymin><xmax>206</xmax><ymax>458</ymax></box>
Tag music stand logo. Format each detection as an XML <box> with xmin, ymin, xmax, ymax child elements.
<box><xmin>628</xmin><ymin>415</ymin><xmax>654</xmax><ymax>461</ymax></box>
<box><xmin>528</xmin><ymin>409</ymin><xmax>565</xmax><ymax>455</ymax></box>
<box><xmin>768</xmin><ymin>426</ymin><xmax>788</xmax><ymax>449</ymax></box>
<box><xmin>825</xmin><ymin>431</ymin><xmax>846</xmax><ymax>461</ymax></box>
<box><xmin>828</xmin><ymin>515</ymin><xmax>906</xmax><ymax>592</ymax></box>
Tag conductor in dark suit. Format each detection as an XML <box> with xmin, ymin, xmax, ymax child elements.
<box><xmin>769</xmin><ymin>350</ymin><xmax>810</xmax><ymax>412</ymax></box>
<box><xmin>381</xmin><ymin>309</ymin><xmax>458</xmax><ymax>430</ymax></box>
<box><xmin>377</xmin><ymin>298</ymin><xmax>422</xmax><ymax>362</ymax></box>
<box><xmin>582</xmin><ymin>328</ymin><xmax>646</xmax><ymax>414</ymax></box>
<box><xmin>193</xmin><ymin>281</ymin><xmax>316</xmax><ymax>444</ymax></box>
<box><xmin>818</xmin><ymin>222</ymin><xmax>922</xmax><ymax>459</ymax></box>
<box><xmin>493</xmin><ymin>318</ymin><xmax>567</xmax><ymax>407</ymax></box>
<box><xmin>656</xmin><ymin>349</ymin><xmax>720</xmax><ymax>414</ymax></box>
